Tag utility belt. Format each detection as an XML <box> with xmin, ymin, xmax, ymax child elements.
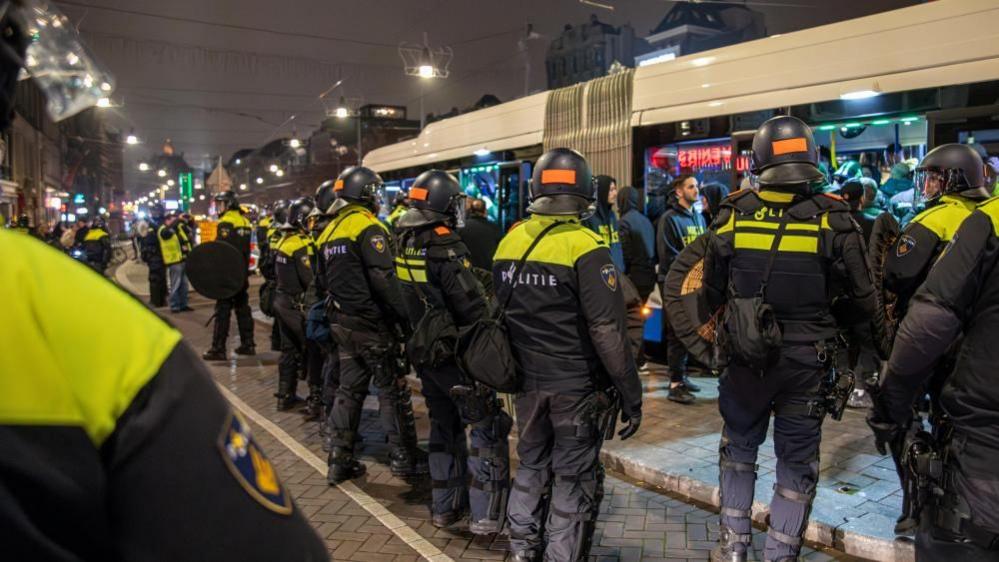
<box><xmin>773</xmin><ymin>337</ymin><xmax>854</xmax><ymax>422</ymax></box>
<box><xmin>275</xmin><ymin>289</ymin><xmax>307</xmax><ymax>311</ymax></box>
<box><xmin>559</xmin><ymin>387</ymin><xmax>620</xmax><ymax>442</ymax></box>
<box><xmin>911</xmin><ymin>424</ymin><xmax>999</xmax><ymax>550</ymax></box>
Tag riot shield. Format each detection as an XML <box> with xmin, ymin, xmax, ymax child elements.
<box><xmin>868</xmin><ymin>212</ymin><xmax>901</xmax><ymax>360</ymax></box>
<box><xmin>662</xmin><ymin>235</ymin><xmax>721</xmax><ymax>368</ymax></box>
<box><xmin>186</xmin><ymin>241</ymin><xmax>246</xmax><ymax>300</ymax></box>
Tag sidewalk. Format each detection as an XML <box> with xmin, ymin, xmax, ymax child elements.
<box><xmin>599</xmin><ymin>369</ymin><xmax>913</xmax><ymax>561</ymax></box>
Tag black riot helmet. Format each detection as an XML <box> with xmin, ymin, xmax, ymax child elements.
<box><xmin>148</xmin><ymin>202</ymin><xmax>165</xmax><ymax>221</ymax></box>
<box><xmin>213</xmin><ymin>190</ymin><xmax>240</xmax><ymax>213</ymax></box>
<box><xmin>527</xmin><ymin>147</ymin><xmax>595</xmax><ymax>215</ymax></box>
<box><xmin>750</xmin><ymin>115</ymin><xmax>824</xmax><ymax>188</ymax></box>
<box><xmin>328</xmin><ymin>166</ymin><xmax>384</xmax><ymax>214</ymax></box>
<box><xmin>314</xmin><ymin>180</ymin><xmax>336</xmax><ymax>217</ymax></box>
<box><xmin>282</xmin><ymin>197</ymin><xmax>315</xmax><ymax>231</ymax></box>
<box><xmin>914</xmin><ymin>143</ymin><xmax>990</xmax><ymax>203</ymax></box>
<box><xmin>270</xmin><ymin>199</ymin><xmax>289</xmax><ymax>225</ymax></box>
<box><xmin>396</xmin><ymin>169</ymin><xmax>466</xmax><ymax>229</ymax></box>
<box><xmin>91</xmin><ymin>216</ymin><xmax>107</xmax><ymax>230</ymax></box>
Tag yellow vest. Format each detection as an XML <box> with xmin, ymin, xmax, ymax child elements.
<box><xmin>158</xmin><ymin>225</ymin><xmax>184</xmax><ymax>265</ymax></box>
<box><xmin>0</xmin><ymin>231</ymin><xmax>181</xmax><ymax>446</ymax></box>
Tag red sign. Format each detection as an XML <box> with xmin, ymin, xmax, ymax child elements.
<box><xmin>676</xmin><ymin>144</ymin><xmax>750</xmax><ymax>172</ymax></box>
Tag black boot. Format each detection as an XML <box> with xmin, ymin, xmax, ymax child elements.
<box><xmin>234</xmin><ymin>343</ymin><xmax>256</xmax><ymax>356</ymax></box>
<box><xmin>389</xmin><ymin>446</ymin><xmax>429</xmax><ymax>477</ymax></box>
<box><xmin>202</xmin><ymin>348</ymin><xmax>227</xmax><ymax>361</ymax></box>
<box><xmin>276</xmin><ymin>394</ymin><xmax>304</xmax><ymax>411</ymax></box>
<box><xmin>327</xmin><ymin>448</ymin><xmax>366</xmax><ymax>484</ymax></box>
<box><xmin>710</xmin><ymin>526</ymin><xmax>754</xmax><ymax>562</ymax></box>
<box><xmin>510</xmin><ymin>550</ymin><xmax>541</xmax><ymax>562</ymax></box>
<box><xmin>303</xmin><ymin>387</ymin><xmax>323</xmax><ymax>421</ymax></box>
<box><xmin>432</xmin><ymin>508</ymin><xmax>468</xmax><ymax>529</ymax></box>
<box><xmin>205</xmin><ymin>309</ymin><xmax>230</xmax><ymax>361</ymax></box>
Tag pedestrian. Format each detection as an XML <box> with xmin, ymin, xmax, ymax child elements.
<box><xmin>82</xmin><ymin>215</ymin><xmax>112</xmax><ymax>274</ymax></box>
<box><xmin>272</xmin><ymin>197</ymin><xmax>324</xmax><ymax>418</ymax></box>
<box><xmin>395</xmin><ymin>170</ymin><xmax>512</xmax><ymax>534</ymax></box>
<box><xmin>700</xmin><ymin>182</ymin><xmax>730</xmax><ymax>225</ymax></box>
<box><xmin>657</xmin><ymin>174</ymin><xmax>707</xmax><ymax>404</ymax></box>
<box><xmin>203</xmin><ymin>191</ymin><xmax>256</xmax><ymax>360</ymax></box>
<box><xmin>457</xmin><ymin>197</ymin><xmax>503</xmax><ymax>272</ymax></box>
<box><xmin>315</xmin><ymin>166</ymin><xmax>426</xmax><ymax>483</ymax></box>
<box><xmin>869</xmin><ymin>192</ymin><xmax>999</xmax><ymax>562</ymax></box>
<box><xmin>616</xmin><ymin>185</ymin><xmax>656</xmax><ymax>300</ymax></box>
<box><xmin>158</xmin><ymin>211</ymin><xmax>192</xmax><ymax>313</ymax></box>
<box><xmin>141</xmin><ymin>204</ymin><xmax>168</xmax><ymax>307</ymax></box>
<box><xmin>582</xmin><ymin>174</ymin><xmax>626</xmax><ymax>271</ymax></box>
<box><xmin>73</xmin><ymin>216</ymin><xmax>90</xmax><ymax>247</ymax></box>
<box><xmin>702</xmin><ymin>116</ymin><xmax>876</xmax><ymax>562</ymax></box>
<box><xmin>0</xmin><ymin>2</ymin><xmax>328</xmax><ymax>557</ymax></box>
<box><xmin>840</xmin><ymin>178</ymin><xmax>876</xmax><ymax>243</ymax></box>
<box><xmin>499</xmin><ymin>148</ymin><xmax>642</xmax><ymax>562</ymax></box>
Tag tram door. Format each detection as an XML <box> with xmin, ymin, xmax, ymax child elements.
<box><xmin>496</xmin><ymin>161</ymin><xmax>531</xmax><ymax>232</ymax></box>
<box><xmin>730</xmin><ymin>131</ymin><xmax>756</xmax><ymax>190</ymax></box>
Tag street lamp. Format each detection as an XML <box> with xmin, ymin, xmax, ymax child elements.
<box><xmin>255</xmin><ymin>177</ymin><xmax>263</xmax><ymax>185</ymax></box>
<box><xmin>157</xmin><ymin>169</ymin><xmax>166</xmax><ymax>177</ymax></box>
<box><xmin>125</xmin><ymin>128</ymin><xmax>139</xmax><ymax>145</ymax></box>
<box><xmin>167</xmin><ymin>179</ymin><xmax>175</xmax><ymax>187</ymax></box>
<box><xmin>289</xmin><ymin>138</ymin><xmax>301</xmax><ymax>149</ymax></box>
<box><xmin>275</xmin><ymin>169</ymin><xmax>284</xmax><ymax>177</ymax></box>
<box><xmin>268</xmin><ymin>163</ymin><xmax>278</xmax><ymax>173</ymax></box>
<box><xmin>138</xmin><ymin>162</ymin><xmax>149</xmax><ymax>171</ymax></box>
<box><xmin>96</xmin><ymin>97</ymin><xmax>111</xmax><ymax>108</ymax></box>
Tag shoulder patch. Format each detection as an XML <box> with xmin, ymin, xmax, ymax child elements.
<box><xmin>896</xmin><ymin>234</ymin><xmax>917</xmax><ymax>257</ymax></box>
<box><xmin>600</xmin><ymin>263</ymin><xmax>619</xmax><ymax>291</ymax></box>
<box><xmin>218</xmin><ymin>411</ymin><xmax>292</xmax><ymax>515</ymax></box>
<box><xmin>370</xmin><ymin>234</ymin><xmax>387</xmax><ymax>253</ymax></box>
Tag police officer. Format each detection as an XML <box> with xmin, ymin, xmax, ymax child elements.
<box><xmin>82</xmin><ymin>215</ymin><xmax>112</xmax><ymax>273</ymax></box>
<box><xmin>394</xmin><ymin>170</ymin><xmax>512</xmax><ymax>533</ymax></box>
<box><xmin>884</xmin><ymin>144</ymin><xmax>991</xmax><ymax>321</ymax></box>
<box><xmin>702</xmin><ymin>116</ymin><xmax>876</xmax><ymax>562</ymax></box>
<box><xmin>272</xmin><ymin>197</ymin><xmax>324</xmax><ymax>418</ymax></box>
<box><xmin>259</xmin><ymin>200</ymin><xmax>289</xmax><ymax>352</ymax></box>
<box><xmin>315</xmin><ymin>166</ymin><xmax>426</xmax><ymax>482</ymax></box>
<box><xmin>0</xmin><ymin>1</ymin><xmax>328</xmax><ymax>557</ymax></box>
<box><xmin>204</xmin><ymin>191</ymin><xmax>256</xmax><ymax>360</ymax></box>
<box><xmin>158</xmin><ymin>211</ymin><xmax>192</xmax><ymax>313</ymax></box>
<box><xmin>385</xmin><ymin>190</ymin><xmax>409</xmax><ymax>232</ymax></box>
<box><xmin>869</xmin><ymin>192</ymin><xmax>999</xmax><ymax>561</ymax></box>
<box><xmin>499</xmin><ymin>148</ymin><xmax>642</xmax><ymax>562</ymax></box>
<box><xmin>141</xmin><ymin>203</ymin><xmax>168</xmax><ymax>307</ymax></box>
<box><xmin>310</xmin><ymin>180</ymin><xmax>342</xmax><ymax>447</ymax></box>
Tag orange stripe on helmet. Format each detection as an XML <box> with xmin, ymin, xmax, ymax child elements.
<box><xmin>333</xmin><ymin>179</ymin><xmax>345</xmax><ymax>191</ymax></box>
<box><xmin>541</xmin><ymin>169</ymin><xmax>577</xmax><ymax>185</ymax></box>
<box><xmin>771</xmin><ymin>137</ymin><xmax>808</xmax><ymax>156</ymax></box>
<box><xmin>409</xmin><ymin>187</ymin><xmax>429</xmax><ymax>201</ymax></box>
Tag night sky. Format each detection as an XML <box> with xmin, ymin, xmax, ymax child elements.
<box><xmin>53</xmin><ymin>0</ymin><xmax>918</xmax><ymax>193</ymax></box>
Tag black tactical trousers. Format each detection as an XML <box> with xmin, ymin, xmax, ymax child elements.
<box><xmin>148</xmin><ymin>264</ymin><xmax>167</xmax><ymax>308</ymax></box>
<box><xmin>320</xmin><ymin>341</ymin><xmax>341</xmax><ymax>417</ymax></box>
<box><xmin>328</xmin><ymin>346</ymin><xmax>417</xmax><ymax>455</ymax></box>
<box><xmin>273</xmin><ymin>293</ymin><xmax>323</xmax><ymax>399</ymax></box>
<box><xmin>916</xmin><ymin>459</ymin><xmax>999</xmax><ymax>562</ymax></box>
<box><xmin>718</xmin><ymin>345</ymin><xmax>824</xmax><ymax>561</ymax></box>
<box><xmin>209</xmin><ymin>282</ymin><xmax>254</xmax><ymax>350</ymax></box>
<box><xmin>507</xmin><ymin>382</ymin><xmax>604</xmax><ymax>561</ymax></box>
<box><xmin>418</xmin><ymin>363</ymin><xmax>511</xmax><ymax>525</ymax></box>
<box><xmin>665</xmin><ymin>316</ymin><xmax>688</xmax><ymax>383</ymax></box>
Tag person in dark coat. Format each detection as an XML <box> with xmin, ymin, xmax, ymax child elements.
<box><xmin>582</xmin><ymin>175</ymin><xmax>625</xmax><ymax>271</ymax></box>
<box><xmin>616</xmin><ymin>185</ymin><xmax>656</xmax><ymax>300</ymax></box>
<box><xmin>840</xmin><ymin>178</ymin><xmax>876</xmax><ymax>243</ymax></box>
<box><xmin>457</xmin><ymin>197</ymin><xmax>503</xmax><ymax>272</ymax></box>
<box><xmin>699</xmin><ymin>182</ymin><xmax>730</xmax><ymax>225</ymax></box>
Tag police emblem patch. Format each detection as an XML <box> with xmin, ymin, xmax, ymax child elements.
<box><xmin>600</xmin><ymin>264</ymin><xmax>618</xmax><ymax>291</ymax></box>
<box><xmin>371</xmin><ymin>235</ymin><xmax>386</xmax><ymax>253</ymax></box>
<box><xmin>218</xmin><ymin>411</ymin><xmax>293</xmax><ymax>515</ymax></box>
<box><xmin>896</xmin><ymin>234</ymin><xmax>917</xmax><ymax>257</ymax></box>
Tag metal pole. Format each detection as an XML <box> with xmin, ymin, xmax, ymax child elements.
<box><xmin>357</xmin><ymin>114</ymin><xmax>362</xmax><ymax>166</ymax></box>
<box><xmin>420</xmin><ymin>81</ymin><xmax>425</xmax><ymax>130</ymax></box>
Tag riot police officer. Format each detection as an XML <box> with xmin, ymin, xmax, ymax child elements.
<box><xmin>259</xmin><ymin>200</ymin><xmax>288</xmax><ymax>352</ymax></box>
<box><xmin>310</xmin><ymin>180</ymin><xmax>342</xmax><ymax>446</ymax></box>
<box><xmin>499</xmin><ymin>148</ymin><xmax>642</xmax><ymax>562</ymax></box>
<box><xmin>884</xmin><ymin>144</ymin><xmax>991</xmax><ymax>321</ymax></box>
<box><xmin>702</xmin><ymin>116</ymin><xmax>876</xmax><ymax>562</ymax></box>
<box><xmin>82</xmin><ymin>215</ymin><xmax>111</xmax><ymax>273</ymax></box>
<box><xmin>869</xmin><ymin>158</ymin><xmax>999</xmax><ymax>561</ymax></box>
<box><xmin>203</xmin><ymin>191</ymin><xmax>256</xmax><ymax>360</ymax></box>
<box><xmin>141</xmin><ymin>203</ymin><xmax>168</xmax><ymax>307</ymax></box>
<box><xmin>273</xmin><ymin>197</ymin><xmax>324</xmax><ymax>417</ymax></box>
<box><xmin>395</xmin><ymin>170</ymin><xmax>512</xmax><ymax>533</ymax></box>
<box><xmin>315</xmin><ymin>166</ymin><xmax>426</xmax><ymax>482</ymax></box>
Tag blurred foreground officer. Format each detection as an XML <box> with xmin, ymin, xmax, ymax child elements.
<box><xmin>0</xmin><ymin>1</ymin><xmax>328</xmax><ymax>558</ymax></box>
<box><xmin>395</xmin><ymin>170</ymin><xmax>512</xmax><ymax>533</ymax></box>
<box><xmin>81</xmin><ymin>215</ymin><xmax>111</xmax><ymax>273</ymax></box>
<box><xmin>702</xmin><ymin>116</ymin><xmax>876</xmax><ymax>562</ymax></box>
<box><xmin>316</xmin><ymin>167</ymin><xmax>426</xmax><ymax>482</ymax></box>
<box><xmin>273</xmin><ymin>197</ymin><xmax>324</xmax><ymax>417</ymax></box>
<box><xmin>204</xmin><ymin>190</ymin><xmax>256</xmax><ymax>360</ymax></box>
<box><xmin>498</xmin><ymin>148</ymin><xmax>642</xmax><ymax>562</ymax></box>
<box><xmin>869</xmin><ymin>204</ymin><xmax>999</xmax><ymax>561</ymax></box>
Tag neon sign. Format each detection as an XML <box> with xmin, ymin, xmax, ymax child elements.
<box><xmin>676</xmin><ymin>144</ymin><xmax>750</xmax><ymax>172</ymax></box>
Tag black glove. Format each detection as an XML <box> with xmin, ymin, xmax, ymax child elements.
<box><xmin>617</xmin><ymin>411</ymin><xmax>641</xmax><ymax>440</ymax></box>
<box><xmin>866</xmin><ymin>408</ymin><xmax>903</xmax><ymax>456</ymax></box>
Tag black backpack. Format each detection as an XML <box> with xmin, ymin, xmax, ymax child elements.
<box><xmin>456</xmin><ymin>221</ymin><xmax>560</xmax><ymax>393</ymax></box>
<box><xmin>398</xmin><ymin>233</ymin><xmax>459</xmax><ymax>369</ymax></box>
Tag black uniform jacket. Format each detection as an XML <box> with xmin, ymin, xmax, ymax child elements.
<box><xmin>274</xmin><ymin>231</ymin><xmax>315</xmax><ymax>299</ymax></box>
<box><xmin>492</xmin><ymin>214</ymin><xmax>642</xmax><ymax>418</ymax></box>
<box><xmin>396</xmin><ymin>223</ymin><xmax>488</xmax><ymax>329</ymax></box>
<box><xmin>0</xmin><ymin>231</ymin><xmax>327</xmax><ymax>561</ymax></box>
<box><xmin>702</xmin><ymin>188</ymin><xmax>876</xmax><ymax>343</ymax></box>
<box><xmin>315</xmin><ymin>204</ymin><xmax>409</xmax><ymax>334</ymax></box>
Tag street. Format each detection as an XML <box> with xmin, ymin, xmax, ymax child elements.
<box><xmin>117</xmin><ymin>261</ymin><xmax>864</xmax><ymax>561</ymax></box>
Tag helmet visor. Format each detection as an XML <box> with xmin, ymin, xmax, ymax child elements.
<box><xmin>913</xmin><ymin>169</ymin><xmax>950</xmax><ymax>206</ymax></box>
<box><xmin>15</xmin><ymin>0</ymin><xmax>115</xmax><ymax>121</ymax></box>
<box><xmin>452</xmin><ymin>193</ymin><xmax>467</xmax><ymax>228</ymax></box>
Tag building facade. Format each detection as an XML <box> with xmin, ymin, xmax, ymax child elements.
<box><xmin>546</xmin><ymin>15</ymin><xmax>648</xmax><ymax>90</ymax></box>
